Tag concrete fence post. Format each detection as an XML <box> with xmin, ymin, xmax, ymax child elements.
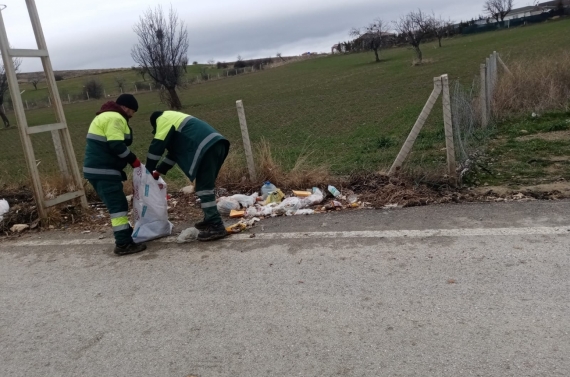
<box><xmin>480</xmin><ymin>63</ymin><xmax>488</xmax><ymax>128</ymax></box>
<box><xmin>497</xmin><ymin>53</ymin><xmax>512</xmax><ymax>75</ymax></box>
<box><xmin>236</xmin><ymin>100</ymin><xmax>257</xmax><ymax>181</ymax></box>
<box><xmin>389</xmin><ymin>76</ymin><xmax>443</xmax><ymax>175</ymax></box>
<box><xmin>441</xmin><ymin>74</ymin><xmax>457</xmax><ymax>185</ymax></box>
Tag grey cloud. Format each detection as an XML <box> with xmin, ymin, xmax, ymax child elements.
<box><xmin>22</xmin><ymin>0</ymin><xmax>483</xmax><ymax>72</ymax></box>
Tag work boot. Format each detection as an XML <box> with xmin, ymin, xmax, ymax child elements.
<box><xmin>194</xmin><ymin>219</ymin><xmax>214</xmax><ymax>231</ymax></box>
<box><xmin>197</xmin><ymin>222</ymin><xmax>228</xmax><ymax>242</ymax></box>
<box><xmin>114</xmin><ymin>242</ymin><xmax>147</xmax><ymax>256</ymax></box>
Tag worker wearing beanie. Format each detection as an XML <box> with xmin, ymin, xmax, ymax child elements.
<box><xmin>83</xmin><ymin>94</ymin><xmax>147</xmax><ymax>256</ymax></box>
<box><xmin>146</xmin><ymin>111</ymin><xmax>230</xmax><ymax>241</ymax></box>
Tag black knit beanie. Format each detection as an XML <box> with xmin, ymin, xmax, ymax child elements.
<box><xmin>150</xmin><ymin>111</ymin><xmax>163</xmax><ymax>128</ymax></box>
<box><xmin>116</xmin><ymin>94</ymin><xmax>139</xmax><ymax>112</ymax></box>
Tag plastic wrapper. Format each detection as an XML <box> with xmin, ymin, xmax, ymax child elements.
<box><xmin>217</xmin><ymin>197</ymin><xmax>241</xmax><ymax>216</ymax></box>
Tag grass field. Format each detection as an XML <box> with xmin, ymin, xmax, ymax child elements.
<box><xmin>1</xmin><ymin>18</ymin><xmax>570</xmax><ymax>189</ymax></box>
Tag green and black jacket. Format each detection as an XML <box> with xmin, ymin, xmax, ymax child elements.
<box><xmin>83</xmin><ymin>102</ymin><xmax>137</xmax><ymax>181</ymax></box>
<box><xmin>146</xmin><ymin>111</ymin><xmax>229</xmax><ymax>181</ymax></box>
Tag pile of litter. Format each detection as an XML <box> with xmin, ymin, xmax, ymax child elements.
<box><xmin>178</xmin><ymin>182</ymin><xmax>369</xmax><ymax>238</ymax></box>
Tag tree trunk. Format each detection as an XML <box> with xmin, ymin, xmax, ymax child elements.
<box><xmin>414</xmin><ymin>46</ymin><xmax>423</xmax><ymax>63</ymax></box>
<box><xmin>0</xmin><ymin>107</ymin><xmax>10</xmax><ymax>127</ymax></box>
<box><xmin>373</xmin><ymin>48</ymin><xmax>380</xmax><ymax>62</ymax></box>
<box><xmin>438</xmin><ymin>37</ymin><xmax>442</xmax><ymax>48</ymax></box>
<box><xmin>167</xmin><ymin>87</ymin><xmax>182</xmax><ymax>110</ymax></box>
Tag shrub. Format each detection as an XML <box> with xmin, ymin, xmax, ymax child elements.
<box><xmin>493</xmin><ymin>52</ymin><xmax>570</xmax><ymax>116</ymax></box>
<box><xmin>84</xmin><ymin>79</ymin><xmax>104</xmax><ymax>99</ymax></box>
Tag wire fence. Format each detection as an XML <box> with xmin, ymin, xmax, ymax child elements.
<box><xmin>0</xmin><ymin>52</ymin><xmax>504</xmax><ymax>190</ymax></box>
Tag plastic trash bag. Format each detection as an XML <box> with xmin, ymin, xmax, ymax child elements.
<box><xmin>274</xmin><ymin>197</ymin><xmax>302</xmax><ymax>216</ymax></box>
<box><xmin>177</xmin><ymin>227</ymin><xmax>199</xmax><ymax>243</ymax></box>
<box><xmin>0</xmin><ymin>199</ymin><xmax>8</xmax><ymax>222</ymax></box>
<box><xmin>131</xmin><ymin>164</ymin><xmax>173</xmax><ymax>243</ymax></box>
<box><xmin>217</xmin><ymin>197</ymin><xmax>240</xmax><ymax>216</ymax></box>
<box><xmin>300</xmin><ymin>188</ymin><xmax>324</xmax><ymax>208</ymax></box>
<box><xmin>230</xmin><ymin>192</ymin><xmax>259</xmax><ymax>208</ymax></box>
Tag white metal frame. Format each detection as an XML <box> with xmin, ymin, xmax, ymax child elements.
<box><xmin>0</xmin><ymin>1</ymin><xmax>87</xmax><ymax>218</ymax></box>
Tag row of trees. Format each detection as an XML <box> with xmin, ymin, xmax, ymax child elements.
<box><xmin>347</xmin><ymin>10</ymin><xmax>452</xmax><ymax>64</ymax></box>
<box><xmin>347</xmin><ymin>0</ymin><xmax>517</xmax><ymax>63</ymax></box>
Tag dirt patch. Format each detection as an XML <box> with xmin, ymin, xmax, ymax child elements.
<box><xmin>472</xmin><ymin>181</ymin><xmax>570</xmax><ymax>200</ymax></box>
<box><xmin>2</xmin><ymin>175</ymin><xmax>569</xmax><ymax>237</ymax></box>
<box><xmin>516</xmin><ymin>130</ymin><xmax>570</xmax><ymax>142</ymax></box>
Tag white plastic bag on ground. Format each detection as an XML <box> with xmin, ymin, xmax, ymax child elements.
<box><xmin>273</xmin><ymin>197</ymin><xmax>302</xmax><ymax>216</ymax></box>
<box><xmin>217</xmin><ymin>197</ymin><xmax>240</xmax><ymax>216</ymax></box>
<box><xmin>300</xmin><ymin>188</ymin><xmax>324</xmax><ymax>208</ymax></box>
<box><xmin>131</xmin><ymin>164</ymin><xmax>173</xmax><ymax>243</ymax></box>
<box><xmin>0</xmin><ymin>199</ymin><xmax>8</xmax><ymax>222</ymax></box>
<box><xmin>177</xmin><ymin>227</ymin><xmax>199</xmax><ymax>243</ymax></box>
<box><xmin>230</xmin><ymin>193</ymin><xmax>259</xmax><ymax>208</ymax></box>
<box><xmin>295</xmin><ymin>209</ymin><xmax>315</xmax><ymax>215</ymax></box>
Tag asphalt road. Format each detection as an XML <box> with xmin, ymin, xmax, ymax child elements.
<box><xmin>1</xmin><ymin>200</ymin><xmax>569</xmax><ymax>377</ymax></box>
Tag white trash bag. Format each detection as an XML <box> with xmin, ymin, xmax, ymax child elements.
<box><xmin>0</xmin><ymin>199</ymin><xmax>9</xmax><ymax>222</ymax></box>
<box><xmin>131</xmin><ymin>164</ymin><xmax>173</xmax><ymax>243</ymax></box>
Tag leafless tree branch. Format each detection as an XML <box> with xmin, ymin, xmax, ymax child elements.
<box><xmin>131</xmin><ymin>5</ymin><xmax>189</xmax><ymax>110</ymax></box>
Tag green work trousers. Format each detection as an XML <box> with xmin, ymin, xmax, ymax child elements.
<box><xmin>88</xmin><ymin>179</ymin><xmax>132</xmax><ymax>246</ymax></box>
<box><xmin>194</xmin><ymin>141</ymin><xmax>229</xmax><ymax>224</ymax></box>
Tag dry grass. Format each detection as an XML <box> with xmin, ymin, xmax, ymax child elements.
<box><xmin>216</xmin><ymin>138</ymin><xmax>333</xmax><ymax>191</ymax></box>
<box><xmin>493</xmin><ymin>52</ymin><xmax>570</xmax><ymax>117</ymax></box>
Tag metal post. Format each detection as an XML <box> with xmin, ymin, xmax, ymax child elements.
<box><xmin>236</xmin><ymin>100</ymin><xmax>256</xmax><ymax>181</ymax></box>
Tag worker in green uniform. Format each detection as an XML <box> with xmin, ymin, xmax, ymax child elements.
<box><xmin>146</xmin><ymin>111</ymin><xmax>230</xmax><ymax>241</ymax></box>
<box><xmin>83</xmin><ymin>94</ymin><xmax>147</xmax><ymax>255</ymax></box>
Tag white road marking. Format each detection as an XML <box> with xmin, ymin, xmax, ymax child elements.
<box><xmin>4</xmin><ymin>226</ymin><xmax>569</xmax><ymax>247</ymax></box>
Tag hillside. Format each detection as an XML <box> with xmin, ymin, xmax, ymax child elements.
<box><xmin>2</xmin><ymin>18</ymin><xmax>570</xmax><ymax>187</ymax></box>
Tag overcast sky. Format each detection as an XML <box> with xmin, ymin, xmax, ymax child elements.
<box><xmin>1</xmin><ymin>0</ymin><xmax>529</xmax><ymax>72</ymax></box>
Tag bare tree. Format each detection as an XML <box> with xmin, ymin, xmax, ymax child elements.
<box><xmin>276</xmin><ymin>53</ymin><xmax>285</xmax><ymax>62</ymax></box>
<box><xmin>429</xmin><ymin>14</ymin><xmax>452</xmax><ymax>48</ymax></box>
<box><xmin>394</xmin><ymin>10</ymin><xmax>432</xmax><ymax>63</ymax></box>
<box><xmin>114</xmin><ymin>75</ymin><xmax>126</xmax><ymax>92</ymax></box>
<box><xmin>0</xmin><ymin>57</ymin><xmax>22</xmax><ymax>128</ymax></box>
<box><xmin>131</xmin><ymin>5</ymin><xmax>189</xmax><ymax>110</ymax></box>
<box><xmin>30</xmin><ymin>74</ymin><xmax>42</xmax><ymax>90</ymax></box>
<box><xmin>484</xmin><ymin>0</ymin><xmax>514</xmax><ymax>22</ymax></box>
<box><xmin>350</xmin><ymin>19</ymin><xmax>389</xmax><ymax>63</ymax></box>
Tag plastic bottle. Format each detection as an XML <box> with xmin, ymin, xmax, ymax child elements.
<box><xmin>261</xmin><ymin>181</ymin><xmax>277</xmax><ymax>200</ymax></box>
<box><xmin>328</xmin><ymin>185</ymin><xmax>341</xmax><ymax>198</ymax></box>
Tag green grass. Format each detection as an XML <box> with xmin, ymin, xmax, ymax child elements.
<box><xmin>468</xmin><ymin>111</ymin><xmax>570</xmax><ymax>187</ymax></box>
<box><xmin>2</xmin><ymin>18</ymin><xmax>570</xmax><ymax>188</ymax></box>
